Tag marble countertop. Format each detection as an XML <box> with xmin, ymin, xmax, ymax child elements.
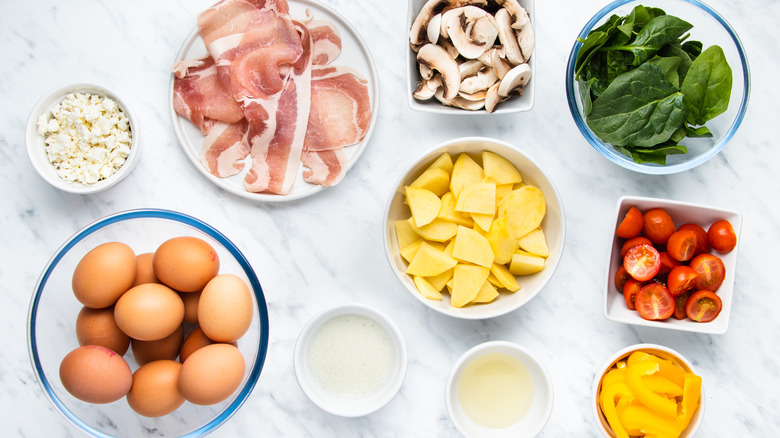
<box><xmin>2</xmin><ymin>0</ymin><xmax>779</xmax><ymax>436</ymax></box>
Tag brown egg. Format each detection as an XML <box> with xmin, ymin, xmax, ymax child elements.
<box><xmin>131</xmin><ymin>324</ymin><xmax>185</xmax><ymax>366</ymax></box>
<box><xmin>180</xmin><ymin>290</ymin><xmax>201</xmax><ymax>324</ymax></box>
<box><xmin>59</xmin><ymin>345</ymin><xmax>132</xmax><ymax>404</ymax></box>
<box><xmin>179</xmin><ymin>327</ymin><xmax>237</xmax><ymax>363</ymax></box>
<box><xmin>132</xmin><ymin>252</ymin><xmax>159</xmax><ymax>286</ymax></box>
<box><xmin>114</xmin><ymin>283</ymin><xmax>184</xmax><ymax>341</ymax></box>
<box><xmin>153</xmin><ymin>236</ymin><xmax>219</xmax><ymax>292</ymax></box>
<box><xmin>178</xmin><ymin>343</ymin><xmax>244</xmax><ymax>405</ymax></box>
<box><xmin>75</xmin><ymin>306</ymin><xmax>130</xmax><ymax>356</ymax></box>
<box><xmin>72</xmin><ymin>242</ymin><xmax>136</xmax><ymax>309</ymax></box>
<box><xmin>127</xmin><ymin>360</ymin><xmax>185</xmax><ymax>417</ymax></box>
<box><xmin>199</xmin><ymin>274</ymin><xmax>254</xmax><ymax>342</ymax></box>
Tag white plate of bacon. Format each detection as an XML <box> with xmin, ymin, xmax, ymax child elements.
<box><xmin>170</xmin><ymin>0</ymin><xmax>378</xmax><ymax>201</ymax></box>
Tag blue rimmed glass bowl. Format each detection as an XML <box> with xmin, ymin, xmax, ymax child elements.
<box><xmin>565</xmin><ymin>0</ymin><xmax>750</xmax><ymax>174</ymax></box>
<box><xmin>27</xmin><ymin>209</ymin><xmax>269</xmax><ymax>437</ymax></box>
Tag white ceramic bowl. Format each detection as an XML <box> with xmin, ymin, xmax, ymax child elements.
<box><xmin>293</xmin><ymin>304</ymin><xmax>407</xmax><ymax>417</ymax></box>
<box><xmin>593</xmin><ymin>344</ymin><xmax>704</xmax><ymax>438</ymax></box>
<box><xmin>406</xmin><ymin>0</ymin><xmax>535</xmax><ymax>114</ymax></box>
<box><xmin>25</xmin><ymin>83</ymin><xmax>141</xmax><ymax>194</ymax></box>
<box><xmin>446</xmin><ymin>341</ymin><xmax>553</xmax><ymax>438</ymax></box>
<box><xmin>605</xmin><ymin>195</ymin><xmax>741</xmax><ymax>334</ymax></box>
<box><xmin>383</xmin><ymin>137</ymin><xmax>565</xmax><ymax>319</ymax></box>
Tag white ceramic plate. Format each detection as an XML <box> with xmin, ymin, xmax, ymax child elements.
<box><xmin>169</xmin><ymin>0</ymin><xmax>378</xmax><ymax>202</ymax></box>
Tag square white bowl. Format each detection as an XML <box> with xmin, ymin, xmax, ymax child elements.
<box><xmin>383</xmin><ymin>137</ymin><xmax>565</xmax><ymax>319</ymax></box>
<box><xmin>406</xmin><ymin>0</ymin><xmax>536</xmax><ymax>114</ymax></box>
<box><xmin>605</xmin><ymin>195</ymin><xmax>742</xmax><ymax>334</ymax></box>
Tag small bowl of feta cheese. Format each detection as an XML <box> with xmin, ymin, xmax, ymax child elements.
<box><xmin>26</xmin><ymin>83</ymin><xmax>140</xmax><ymax>194</ymax></box>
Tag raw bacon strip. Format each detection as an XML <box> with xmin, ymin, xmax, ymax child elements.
<box><xmin>242</xmin><ymin>15</ymin><xmax>313</xmax><ymax>194</ymax></box>
<box><xmin>301</xmin><ymin>148</ymin><xmax>349</xmax><ymax>186</ymax></box>
<box><xmin>172</xmin><ymin>56</ymin><xmax>244</xmax><ymax>134</ymax></box>
<box><xmin>200</xmin><ymin>119</ymin><xmax>250</xmax><ymax>177</ymax></box>
<box><xmin>303</xmin><ymin>65</ymin><xmax>371</xmax><ymax>152</ymax></box>
<box><xmin>306</xmin><ymin>19</ymin><xmax>342</xmax><ymax>66</ymax></box>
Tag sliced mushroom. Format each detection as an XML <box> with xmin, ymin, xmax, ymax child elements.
<box><xmin>495</xmin><ymin>8</ymin><xmax>524</xmax><ymax>65</ymax></box>
<box><xmin>490</xmin><ymin>49</ymin><xmax>513</xmax><ymax>79</ymax></box>
<box><xmin>485</xmin><ymin>82</ymin><xmax>502</xmax><ymax>113</ymax></box>
<box><xmin>477</xmin><ymin>46</ymin><xmax>504</xmax><ymax>66</ymax></box>
<box><xmin>427</xmin><ymin>13</ymin><xmax>442</xmax><ymax>44</ymax></box>
<box><xmin>435</xmin><ymin>88</ymin><xmax>485</xmax><ymax>110</ymax></box>
<box><xmin>497</xmin><ymin>63</ymin><xmax>531</xmax><ymax>97</ymax></box>
<box><xmin>516</xmin><ymin>20</ymin><xmax>535</xmax><ymax>62</ymax></box>
<box><xmin>410</xmin><ymin>0</ymin><xmax>450</xmax><ymax>46</ymax></box>
<box><xmin>444</xmin><ymin>6</ymin><xmax>498</xmax><ymax>59</ymax></box>
<box><xmin>414</xmin><ymin>74</ymin><xmax>444</xmax><ymax>101</ymax></box>
<box><xmin>417</xmin><ymin>43</ymin><xmax>461</xmax><ymax>100</ymax></box>
<box><xmin>439</xmin><ymin>38</ymin><xmax>461</xmax><ymax>60</ymax></box>
<box><xmin>459</xmin><ymin>90</ymin><xmax>488</xmax><ymax>101</ymax></box>
<box><xmin>420</xmin><ymin>63</ymin><xmax>434</xmax><ymax>81</ymax></box>
<box><xmin>460</xmin><ymin>66</ymin><xmax>498</xmax><ymax>94</ymax></box>
<box><xmin>458</xmin><ymin>59</ymin><xmax>484</xmax><ymax>80</ymax></box>
<box><xmin>495</xmin><ymin>0</ymin><xmax>530</xmax><ymax>29</ymax></box>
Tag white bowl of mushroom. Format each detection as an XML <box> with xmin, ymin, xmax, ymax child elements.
<box><xmin>407</xmin><ymin>0</ymin><xmax>535</xmax><ymax>114</ymax></box>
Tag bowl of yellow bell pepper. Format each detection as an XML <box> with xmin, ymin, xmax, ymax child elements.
<box><xmin>593</xmin><ymin>344</ymin><xmax>704</xmax><ymax>438</ymax></box>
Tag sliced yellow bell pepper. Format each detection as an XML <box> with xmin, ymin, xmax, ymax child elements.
<box><xmin>627</xmin><ymin>351</ymin><xmax>686</xmax><ymax>387</ymax></box>
<box><xmin>601</xmin><ymin>366</ymin><xmax>626</xmax><ymax>389</ymax></box>
<box><xmin>642</xmin><ymin>374</ymin><xmax>683</xmax><ymax>397</ymax></box>
<box><xmin>678</xmin><ymin>373</ymin><xmax>702</xmax><ymax>426</ymax></box>
<box><xmin>599</xmin><ymin>382</ymin><xmax>635</xmax><ymax>438</ymax></box>
<box><xmin>625</xmin><ymin>361</ymin><xmax>678</xmax><ymax>418</ymax></box>
<box><xmin>620</xmin><ymin>405</ymin><xmax>685</xmax><ymax>436</ymax></box>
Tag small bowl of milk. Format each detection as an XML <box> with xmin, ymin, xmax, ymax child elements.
<box><xmin>293</xmin><ymin>304</ymin><xmax>408</xmax><ymax>417</ymax></box>
<box><xmin>446</xmin><ymin>341</ymin><xmax>553</xmax><ymax>437</ymax></box>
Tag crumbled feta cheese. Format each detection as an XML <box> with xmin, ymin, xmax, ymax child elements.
<box><xmin>38</xmin><ymin>92</ymin><xmax>132</xmax><ymax>185</ymax></box>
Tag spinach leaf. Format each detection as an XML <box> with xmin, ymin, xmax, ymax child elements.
<box><xmin>686</xmin><ymin>125</ymin><xmax>713</xmax><ymax>137</ymax></box>
<box><xmin>659</xmin><ymin>43</ymin><xmax>693</xmax><ymax>83</ymax></box>
<box><xmin>670</xmin><ymin>126</ymin><xmax>687</xmax><ymax>142</ymax></box>
<box><xmin>621</xmin><ymin>144</ymin><xmax>687</xmax><ymax>165</ymax></box>
<box><xmin>606</xmin><ymin>51</ymin><xmax>633</xmax><ymax>83</ymax></box>
<box><xmin>646</xmin><ymin>56</ymin><xmax>682</xmax><ymax>88</ymax></box>
<box><xmin>578</xmin><ymin>77</ymin><xmax>595</xmax><ymax>116</ymax></box>
<box><xmin>682</xmin><ymin>40</ymin><xmax>703</xmax><ymax>60</ymax></box>
<box><xmin>605</xmin><ymin>15</ymin><xmax>693</xmax><ymax>65</ymax></box>
<box><xmin>586</xmin><ymin>63</ymin><xmax>687</xmax><ymax>147</ymax></box>
<box><xmin>575</xmin><ymin>15</ymin><xmax>622</xmax><ymax>77</ymax></box>
<box><xmin>681</xmin><ymin>45</ymin><xmax>733</xmax><ymax>125</ymax></box>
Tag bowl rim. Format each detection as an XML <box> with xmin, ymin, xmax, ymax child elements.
<box><xmin>26</xmin><ymin>208</ymin><xmax>270</xmax><ymax>437</ymax></box>
<box><xmin>382</xmin><ymin>136</ymin><xmax>566</xmax><ymax>320</ymax></box>
<box><xmin>564</xmin><ymin>0</ymin><xmax>751</xmax><ymax>174</ymax></box>
<box><xmin>591</xmin><ymin>343</ymin><xmax>705</xmax><ymax>437</ymax></box>
<box><xmin>292</xmin><ymin>303</ymin><xmax>408</xmax><ymax>417</ymax></box>
<box><xmin>445</xmin><ymin>340</ymin><xmax>554</xmax><ymax>437</ymax></box>
<box><xmin>25</xmin><ymin>82</ymin><xmax>142</xmax><ymax>194</ymax></box>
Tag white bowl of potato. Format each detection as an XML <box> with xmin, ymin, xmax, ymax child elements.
<box><xmin>383</xmin><ymin>137</ymin><xmax>565</xmax><ymax>319</ymax></box>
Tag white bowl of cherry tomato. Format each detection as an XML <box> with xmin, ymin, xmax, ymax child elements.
<box><xmin>605</xmin><ymin>195</ymin><xmax>741</xmax><ymax>334</ymax></box>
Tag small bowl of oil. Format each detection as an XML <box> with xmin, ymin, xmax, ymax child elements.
<box><xmin>446</xmin><ymin>341</ymin><xmax>553</xmax><ymax>437</ymax></box>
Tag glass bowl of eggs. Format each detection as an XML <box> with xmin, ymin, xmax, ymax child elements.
<box><xmin>26</xmin><ymin>209</ymin><xmax>269</xmax><ymax>437</ymax></box>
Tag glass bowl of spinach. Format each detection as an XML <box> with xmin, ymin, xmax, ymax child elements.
<box><xmin>565</xmin><ymin>0</ymin><xmax>750</xmax><ymax>174</ymax></box>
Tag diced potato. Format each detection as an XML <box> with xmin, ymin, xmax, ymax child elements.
<box><xmin>401</xmin><ymin>240</ymin><xmax>444</xmax><ymax>263</ymax></box>
<box><xmin>414</xmin><ymin>276</ymin><xmax>443</xmax><ymax>301</ymax></box>
<box><xmin>490</xmin><ymin>263</ymin><xmax>521</xmax><ymax>292</ymax></box>
<box><xmin>484</xmin><ymin>217</ymin><xmax>518</xmax><ymax>265</ymax></box>
<box><xmin>517</xmin><ymin>227</ymin><xmax>550</xmax><ymax>258</ymax></box>
<box><xmin>487</xmin><ymin>272</ymin><xmax>503</xmax><ymax>288</ymax></box>
<box><xmin>452</xmin><ymin>225</ymin><xmax>495</xmax><ymax>268</ymax></box>
<box><xmin>450</xmin><ymin>153</ymin><xmax>484</xmax><ymax>198</ymax></box>
<box><xmin>470</xmin><ymin>212</ymin><xmax>494</xmax><ymax>232</ymax></box>
<box><xmin>410</xmin><ymin>167</ymin><xmax>451</xmax><ymax>197</ymax></box>
<box><xmin>395</xmin><ymin>219</ymin><xmax>419</xmax><ymax>249</ymax></box>
<box><xmin>405</xmin><ymin>186</ymin><xmax>441</xmax><ymax>227</ymax></box>
<box><xmin>438</xmin><ymin>192</ymin><xmax>474</xmax><ymax>227</ymax></box>
<box><xmin>409</xmin><ymin>217</ymin><xmax>458</xmax><ymax>242</ymax></box>
<box><xmin>427</xmin><ymin>152</ymin><xmax>454</xmax><ymax>174</ymax></box>
<box><xmin>443</xmin><ymin>238</ymin><xmax>456</xmax><ymax>256</ymax></box>
<box><xmin>498</xmin><ymin>185</ymin><xmax>547</xmax><ymax>240</ymax></box>
<box><xmin>455</xmin><ymin>182</ymin><xmax>496</xmax><ymax>215</ymax></box>
<box><xmin>482</xmin><ymin>150</ymin><xmax>523</xmax><ymax>184</ymax></box>
<box><xmin>450</xmin><ymin>264</ymin><xmax>490</xmax><ymax>308</ymax></box>
<box><xmin>426</xmin><ymin>268</ymin><xmax>454</xmax><ymax>291</ymax></box>
<box><xmin>445</xmin><ymin>278</ymin><xmax>454</xmax><ymax>294</ymax></box>
<box><xmin>509</xmin><ymin>252</ymin><xmax>546</xmax><ymax>276</ymax></box>
<box><xmin>406</xmin><ymin>242</ymin><xmax>458</xmax><ymax>276</ymax></box>
<box><xmin>495</xmin><ymin>183</ymin><xmax>514</xmax><ymax>207</ymax></box>
<box><xmin>471</xmin><ymin>281</ymin><xmax>499</xmax><ymax>304</ymax></box>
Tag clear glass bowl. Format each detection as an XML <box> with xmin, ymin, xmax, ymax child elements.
<box><xmin>27</xmin><ymin>209</ymin><xmax>269</xmax><ymax>437</ymax></box>
<box><xmin>565</xmin><ymin>0</ymin><xmax>750</xmax><ymax>174</ymax></box>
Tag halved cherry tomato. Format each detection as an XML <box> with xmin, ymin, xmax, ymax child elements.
<box><xmin>620</xmin><ymin>236</ymin><xmax>653</xmax><ymax>258</ymax></box>
<box><xmin>666</xmin><ymin>229</ymin><xmax>698</xmax><ymax>262</ymax></box>
<box><xmin>689</xmin><ymin>254</ymin><xmax>726</xmax><ymax>291</ymax></box>
<box><xmin>667</xmin><ymin>266</ymin><xmax>699</xmax><ymax>297</ymax></box>
<box><xmin>708</xmin><ymin>220</ymin><xmax>737</xmax><ymax>253</ymax></box>
<box><xmin>678</xmin><ymin>223</ymin><xmax>709</xmax><ymax>255</ymax></box>
<box><xmin>673</xmin><ymin>290</ymin><xmax>691</xmax><ymax>319</ymax></box>
<box><xmin>635</xmin><ymin>283</ymin><xmax>675</xmax><ymax>320</ymax></box>
<box><xmin>623</xmin><ymin>244</ymin><xmax>661</xmax><ymax>281</ymax></box>
<box><xmin>615</xmin><ymin>265</ymin><xmax>630</xmax><ymax>291</ymax></box>
<box><xmin>623</xmin><ymin>278</ymin><xmax>645</xmax><ymax>310</ymax></box>
<box><xmin>685</xmin><ymin>290</ymin><xmax>723</xmax><ymax>322</ymax></box>
<box><xmin>616</xmin><ymin>206</ymin><xmax>644</xmax><ymax>238</ymax></box>
<box><xmin>657</xmin><ymin>252</ymin><xmax>682</xmax><ymax>278</ymax></box>
<box><xmin>643</xmin><ymin>208</ymin><xmax>675</xmax><ymax>245</ymax></box>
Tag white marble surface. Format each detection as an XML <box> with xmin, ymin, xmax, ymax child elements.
<box><xmin>2</xmin><ymin>0</ymin><xmax>779</xmax><ymax>436</ymax></box>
